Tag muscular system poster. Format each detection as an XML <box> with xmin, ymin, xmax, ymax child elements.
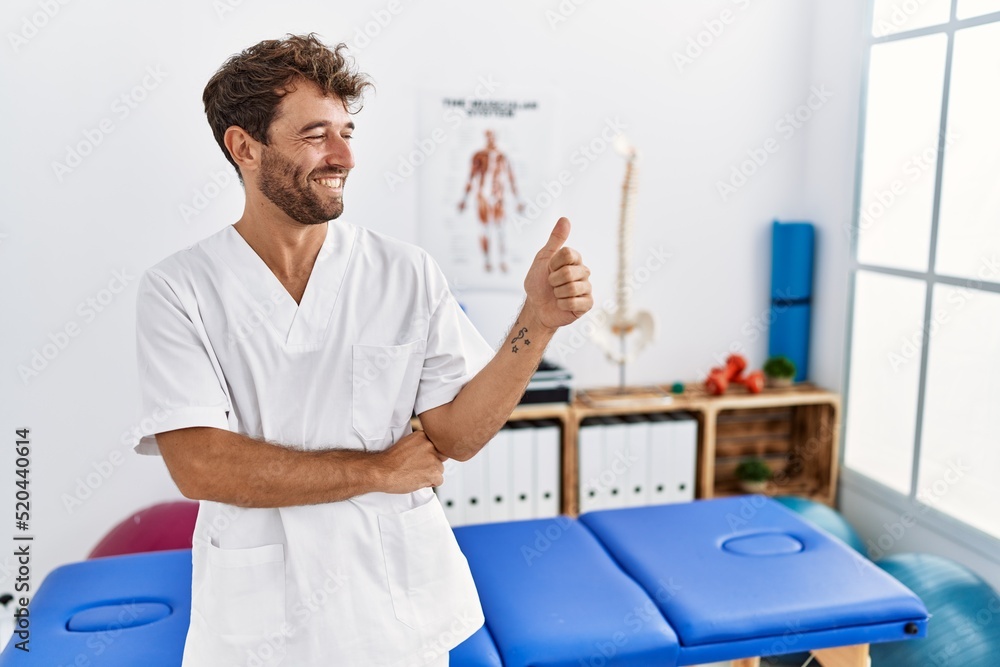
<box><xmin>415</xmin><ymin>91</ymin><xmax>555</xmax><ymax>295</ymax></box>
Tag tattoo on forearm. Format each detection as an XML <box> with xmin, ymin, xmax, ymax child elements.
<box><xmin>510</xmin><ymin>327</ymin><xmax>530</xmax><ymax>354</ymax></box>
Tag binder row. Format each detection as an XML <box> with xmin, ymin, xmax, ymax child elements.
<box><xmin>579</xmin><ymin>412</ymin><xmax>697</xmax><ymax>513</ymax></box>
<box><xmin>436</xmin><ymin>413</ymin><xmax>699</xmax><ymax>526</ymax></box>
<box><xmin>436</xmin><ymin>419</ymin><xmax>561</xmax><ymax>527</ymax></box>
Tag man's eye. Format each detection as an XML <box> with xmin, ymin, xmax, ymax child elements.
<box><xmin>343</xmin><ymin>135</ymin><xmax>353</xmax><ymax>141</ymax></box>
<box><xmin>307</xmin><ymin>135</ymin><xmax>324</xmax><ymax>140</ymax></box>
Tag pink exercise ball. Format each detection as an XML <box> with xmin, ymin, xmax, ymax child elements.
<box><xmin>89</xmin><ymin>501</ymin><xmax>199</xmax><ymax>558</ymax></box>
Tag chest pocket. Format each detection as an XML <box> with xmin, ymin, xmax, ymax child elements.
<box><xmin>352</xmin><ymin>340</ymin><xmax>426</xmax><ymax>442</ymax></box>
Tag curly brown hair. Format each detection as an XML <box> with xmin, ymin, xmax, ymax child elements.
<box><xmin>203</xmin><ymin>33</ymin><xmax>373</xmax><ymax>181</ymax></box>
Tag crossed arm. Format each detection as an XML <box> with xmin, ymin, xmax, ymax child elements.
<box><xmin>156</xmin><ymin>220</ymin><xmax>591</xmax><ymax>508</ymax></box>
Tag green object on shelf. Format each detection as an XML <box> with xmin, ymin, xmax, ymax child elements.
<box><xmin>735</xmin><ymin>457</ymin><xmax>772</xmax><ymax>482</ymax></box>
<box><xmin>670</xmin><ymin>382</ymin><xmax>685</xmax><ymax>394</ymax></box>
<box><xmin>763</xmin><ymin>355</ymin><xmax>797</xmax><ymax>380</ymax></box>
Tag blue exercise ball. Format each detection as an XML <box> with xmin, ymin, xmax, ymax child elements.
<box><xmin>873</xmin><ymin>553</ymin><xmax>1000</xmax><ymax>667</ymax></box>
<box><xmin>773</xmin><ymin>495</ymin><xmax>867</xmax><ymax>554</ymax></box>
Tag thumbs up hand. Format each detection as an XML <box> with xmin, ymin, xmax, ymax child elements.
<box><xmin>523</xmin><ymin>217</ymin><xmax>593</xmax><ymax>332</ymax></box>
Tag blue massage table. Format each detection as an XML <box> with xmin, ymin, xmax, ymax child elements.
<box><xmin>0</xmin><ymin>497</ymin><xmax>928</xmax><ymax>666</ymax></box>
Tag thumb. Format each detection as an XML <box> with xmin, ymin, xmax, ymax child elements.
<box><xmin>541</xmin><ymin>217</ymin><xmax>571</xmax><ymax>253</ymax></box>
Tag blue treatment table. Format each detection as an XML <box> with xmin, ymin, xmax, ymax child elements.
<box><xmin>0</xmin><ymin>549</ymin><xmax>193</xmax><ymax>667</ymax></box>
<box><xmin>0</xmin><ymin>498</ymin><xmax>929</xmax><ymax>666</ymax></box>
<box><xmin>579</xmin><ymin>497</ymin><xmax>929</xmax><ymax>666</ymax></box>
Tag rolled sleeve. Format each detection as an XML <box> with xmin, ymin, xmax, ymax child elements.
<box><xmin>414</xmin><ymin>256</ymin><xmax>497</xmax><ymax>415</ymax></box>
<box><xmin>133</xmin><ymin>269</ymin><xmax>231</xmax><ymax>456</ymax></box>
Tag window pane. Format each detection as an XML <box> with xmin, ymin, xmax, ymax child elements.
<box><xmin>957</xmin><ymin>0</ymin><xmax>1000</xmax><ymax>19</ymax></box>
<box><xmin>935</xmin><ymin>22</ymin><xmax>1000</xmax><ymax>284</ymax></box>
<box><xmin>845</xmin><ymin>271</ymin><xmax>927</xmax><ymax>493</ymax></box>
<box><xmin>857</xmin><ymin>35</ymin><xmax>947</xmax><ymax>272</ymax></box>
<box><xmin>918</xmin><ymin>284</ymin><xmax>1000</xmax><ymax>538</ymax></box>
<box><xmin>872</xmin><ymin>0</ymin><xmax>951</xmax><ymax>37</ymax></box>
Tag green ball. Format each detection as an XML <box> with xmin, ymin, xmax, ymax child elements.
<box><xmin>670</xmin><ymin>382</ymin><xmax>685</xmax><ymax>394</ymax></box>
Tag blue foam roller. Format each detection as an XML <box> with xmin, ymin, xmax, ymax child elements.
<box><xmin>769</xmin><ymin>221</ymin><xmax>814</xmax><ymax>382</ymax></box>
<box><xmin>769</xmin><ymin>302</ymin><xmax>810</xmax><ymax>383</ymax></box>
<box><xmin>771</xmin><ymin>221</ymin><xmax>814</xmax><ymax>300</ymax></box>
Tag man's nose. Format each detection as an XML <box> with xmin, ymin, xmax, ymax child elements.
<box><xmin>325</xmin><ymin>136</ymin><xmax>354</xmax><ymax>170</ymax></box>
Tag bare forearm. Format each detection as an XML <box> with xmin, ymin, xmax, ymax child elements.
<box><xmin>179</xmin><ymin>431</ymin><xmax>385</xmax><ymax>508</ymax></box>
<box><xmin>427</xmin><ymin>302</ymin><xmax>555</xmax><ymax>460</ymax></box>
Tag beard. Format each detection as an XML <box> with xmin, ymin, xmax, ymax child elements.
<box><xmin>258</xmin><ymin>145</ymin><xmax>346</xmax><ymax>226</ymax></box>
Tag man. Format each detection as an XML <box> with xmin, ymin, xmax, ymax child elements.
<box><xmin>133</xmin><ymin>34</ymin><xmax>592</xmax><ymax>667</ymax></box>
<box><xmin>457</xmin><ymin>129</ymin><xmax>525</xmax><ymax>273</ymax></box>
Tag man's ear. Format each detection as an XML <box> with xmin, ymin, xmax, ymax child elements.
<box><xmin>224</xmin><ymin>126</ymin><xmax>260</xmax><ymax>181</ymax></box>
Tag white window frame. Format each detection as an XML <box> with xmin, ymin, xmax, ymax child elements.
<box><xmin>842</xmin><ymin>0</ymin><xmax>1000</xmax><ymax>562</ymax></box>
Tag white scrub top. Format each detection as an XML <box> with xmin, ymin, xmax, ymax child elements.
<box><xmin>132</xmin><ymin>221</ymin><xmax>496</xmax><ymax>667</ymax></box>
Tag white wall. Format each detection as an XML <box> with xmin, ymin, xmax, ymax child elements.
<box><xmin>4</xmin><ymin>0</ymin><xmax>964</xmax><ymax>591</ymax></box>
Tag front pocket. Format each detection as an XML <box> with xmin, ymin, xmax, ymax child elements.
<box><xmin>378</xmin><ymin>494</ymin><xmax>481</xmax><ymax>631</ymax></box>
<box><xmin>352</xmin><ymin>340</ymin><xmax>425</xmax><ymax>442</ymax></box>
<box><xmin>203</xmin><ymin>541</ymin><xmax>286</xmax><ymax>638</ymax></box>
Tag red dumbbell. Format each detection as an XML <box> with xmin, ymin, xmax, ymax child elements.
<box><xmin>705</xmin><ymin>354</ymin><xmax>764</xmax><ymax>395</ymax></box>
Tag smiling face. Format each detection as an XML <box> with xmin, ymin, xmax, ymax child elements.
<box><xmin>254</xmin><ymin>78</ymin><xmax>356</xmax><ymax>226</ymax></box>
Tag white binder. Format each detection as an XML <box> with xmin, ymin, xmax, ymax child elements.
<box><xmin>622</xmin><ymin>414</ymin><xmax>651</xmax><ymax>507</ymax></box>
<box><xmin>647</xmin><ymin>413</ymin><xmax>675</xmax><ymax>505</ymax></box>
<box><xmin>534</xmin><ymin>419</ymin><xmax>561</xmax><ymax>518</ymax></box>
<box><xmin>462</xmin><ymin>442</ymin><xmax>490</xmax><ymax>525</ymax></box>
<box><xmin>487</xmin><ymin>426</ymin><xmax>513</xmax><ymax>522</ymax></box>
<box><xmin>670</xmin><ymin>412</ymin><xmax>698</xmax><ymax>502</ymax></box>
<box><xmin>508</xmin><ymin>421</ymin><xmax>536</xmax><ymax>520</ymax></box>
<box><xmin>602</xmin><ymin>416</ymin><xmax>629</xmax><ymax>509</ymax></box>
<box><xmin>578</xmin><ymin>417</ymin><xmax>606</xmax><ymax>513</ymax></box>
<box><xmin>436</xmin><ymin>455</ymin><xmax>465</xmax><ymax>526</ymax></box>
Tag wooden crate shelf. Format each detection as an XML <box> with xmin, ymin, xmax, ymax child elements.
<box><xmin>416</xmin><ymin>383</ymin><xmax>841</xmax><ymax>517</ymax></box>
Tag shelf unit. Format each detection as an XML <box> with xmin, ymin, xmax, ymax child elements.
<box><xmin>416</xmin><ymin>383</ymin><xmax>841</xmax><ymax>517</ymax></box>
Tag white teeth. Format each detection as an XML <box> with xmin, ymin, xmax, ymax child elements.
<box><xmin>315</xmin><ymin>178</ymin><xmax>343</xmax><ymax>189</ymax></box>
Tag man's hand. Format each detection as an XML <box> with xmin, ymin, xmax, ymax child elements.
<box><xmin>374</xmin><ymin>430</ymin><xmax>449</xmax><ymax>494</ymax></box>
<box><xmin>523</xmin><ymin>217</ymin><xmax>593</xmax><ymax>331</ymax></box>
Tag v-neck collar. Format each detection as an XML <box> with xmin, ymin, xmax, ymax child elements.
<box><xmin>210</xmin><ymin>222</ymin><xmax>357</xmax><ymax>349</ymax></box>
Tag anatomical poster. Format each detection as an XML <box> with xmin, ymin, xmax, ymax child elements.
<box><xmin>411</xmin><ymin>89</ymin><xmax>556</xmax><ymax>293</ymax></box>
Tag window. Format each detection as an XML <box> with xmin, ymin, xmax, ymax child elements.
<box><xmin>844</xmin><ymin>0</ymin><xmax>1000</xmax><ymax>543</ymax></box>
